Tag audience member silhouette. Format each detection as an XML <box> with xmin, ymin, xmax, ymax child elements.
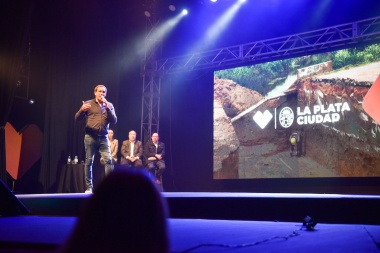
<box><xmin>60</xmin><ymin>168</ymin><xmax>170</xmax><ymax>253</ymax></box>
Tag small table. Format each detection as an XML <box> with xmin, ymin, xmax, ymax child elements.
<box><xmin>57</xmin><ymin>164</ymin><xmax>86</xmax><ymax>193</ymax></box>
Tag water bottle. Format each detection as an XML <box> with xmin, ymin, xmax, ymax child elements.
<box><xmin>74</xmin><ymin>156</ymin><xmax>78</xmax><ymax>164</ymax></box>
<box><xmin>67</xmin><ymin>156</ymin><xmax>71</xmax><ymax>164</ymax></box>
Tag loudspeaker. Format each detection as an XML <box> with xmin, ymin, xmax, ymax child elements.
<box><xmin>0</xmin><ymin>179</ymin><xmax>30</xmax><ymax>216</ymax></box>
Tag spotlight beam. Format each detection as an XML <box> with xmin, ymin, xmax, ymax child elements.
<box><xmin>189</xmin><ymin>0</ymin><xmax>246</xmax><ymax>54</ymax></box>
<box><xmin>205</xmin><ymin>0</ymin><xmax>245</xmax><ymax>45</ymax></box>
<box><xmin>146</xmin><ymin>11</ymin><xmax>187</xmax><ymax>47</ymax></box>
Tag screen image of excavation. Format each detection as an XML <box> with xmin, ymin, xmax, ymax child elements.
<box><xmin>213</xmin><ymin>43</ymin><xmax>380</xmax><ymax>179</ymax></box>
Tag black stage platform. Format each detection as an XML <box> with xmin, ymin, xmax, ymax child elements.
<box><xmin>17</xmin><ymin>192</ymin><xmax>380</xmax><ymax>224</ymax></box>
<box><xmin>0</xmin><ymin>193</ymin><xmax>379</xmax><ymax>253</ymax></box>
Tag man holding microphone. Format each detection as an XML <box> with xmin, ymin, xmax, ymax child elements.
<box><xmin>75</xmin><ymin>84</ymin><xmax>117</xmax><ymax>193</ymax></box>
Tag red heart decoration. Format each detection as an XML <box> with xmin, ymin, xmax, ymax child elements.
<box><xmin>5</xmin><ymin>122</ymin><xmax>43</xmax><ymax>180</ymax></box>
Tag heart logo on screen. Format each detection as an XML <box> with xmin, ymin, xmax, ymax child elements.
<box><xmin>253</xmin><ymin>110</ymin><xmax>273</xmax><ymax>129</ymax></box>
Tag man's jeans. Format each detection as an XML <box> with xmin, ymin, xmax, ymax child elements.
<box><xmin>84</xmin><ymin>134</ymin><xmax>113</xmax><ymax>189</ymax></box>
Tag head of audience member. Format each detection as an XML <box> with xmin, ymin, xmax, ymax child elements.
<box><xmin>107</xmin><ymin>129</ymin><xmax>114</xmax><ymax>141</ymax></box>
<box><xmin>129</xmin><ymin>130</ymin><xmax>137</xmax><ymax>143</ymax></box>
<box><xmin>61</xmin><ymin>169</ymin><xmax>170</xmax><ymax>253</ymax></box>
<box><xmin>152</xmin><ymin>132</ymin><xmax>159</xmax><ymax>144</ymax></box>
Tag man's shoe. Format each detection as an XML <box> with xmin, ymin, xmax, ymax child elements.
<box><xmin>84</xmin><ymin>188</ymin><xmax>93</xmax><ymax>194</ymax></box>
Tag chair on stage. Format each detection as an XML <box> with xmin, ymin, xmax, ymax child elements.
<box><xmin>144</xmin><ymin>157</ymin><xmax>164</xmax><ymax>192</ymax></box>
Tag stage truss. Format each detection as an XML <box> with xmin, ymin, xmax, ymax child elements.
<box><xmin>141</xmin><ymin>16</ymin><xmax>380</xmax><ymax>141</ymax></box>
<box><xmin>158</xmin><ymin>16</ymin><xmax>380</xmax><ymax>74</ymax></box>
<box><xmin>140</xmin><ymin>0</ymin><xmax>162</xmax><ymax>144</ymax></box>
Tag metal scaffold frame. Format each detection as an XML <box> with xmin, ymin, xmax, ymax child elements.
<box><xmin>140</xmin><ymin>0</ymin><xmax>163</xmax><ymax>144</ymax></box>
<box><xmin>157</xmin><ymin>16</ymin><xmax>380</xmax><ymax>74</ymax></box>
<box><xmin>140</xmin><ymin>16</ymin><xmax>380</xmax><ymax>140</ymax></box>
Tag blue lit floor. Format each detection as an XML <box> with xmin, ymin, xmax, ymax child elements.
<box><xmin>0</xmin><ymin>216</ymin><xmax>379</xmax><ymax>252</ymax></box>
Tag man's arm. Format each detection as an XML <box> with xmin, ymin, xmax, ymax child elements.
<box><xmin>158</xmin><ymin>142</ymin><xmax>165</xmax><ymax>157</ymax></box>
<box><xmin>111</xmin><ymin>140</ymin><xmax>118</xmax><ymax>158</ymax></box>
<box><xmin>106</xmin><ymin>102</ymin><xmax>117</xmax><ymax>124</ymax></box>
<box><xmin>144</xmin><ymin>142</ymin><xmax>156</xmax><ymax>160</ymax></box>
<box><xmin>135</xmin><ymin>141</ymin><xmax>143</xmax><ymax>158</ymax></box>
<box><xmin>120</xmin><ymin>141</ymin><xmax>129</xmax><ymax>158</ymax></box>
<box><xmin>74</xmin><ymin>100</ymin><xmax>91</xmax><ymax>121</ymax></box>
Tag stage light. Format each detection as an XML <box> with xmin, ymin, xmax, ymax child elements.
<box><xmin>144</xmin><ymin>9</ymin><xmax>187</xmax><ymax>48</ymax></box>
<box><xmin>210</xmin><ymin>0</ymin><xmax>217</xmax><ymax>2</ymax></box>
<box><xmin>169</xmin><ymin>5</ymin><xmax>176</xmax><ymax>11</ymax></box>
<box><xmin>182</xmin><ymin>9</ymin><xmax>188</xmax><ymax>15</ymax></box>
<box><xmin>144</xmin><ymin>11</ymin><xmax>151</xmax><ymax>17</ymax></box>
<box><xmin>137</xmin><ymin>3</ymin><xmax>188</xmax><ymax>63</ymax></box>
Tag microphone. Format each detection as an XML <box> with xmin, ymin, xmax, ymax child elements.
<box><xmin>101</xmin><ymin>96</ymin><xmax>107</xmax><ymax>106</ymax></box>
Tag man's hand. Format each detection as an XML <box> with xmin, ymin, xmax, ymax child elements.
<box><xmin>81</xmin><ymin>101</ymin><xmax>91</xmax><ymax>112</ymax></box>
<box><xmin>102</xmin><ymin>97</ymin><xmax>109</xmax><ymax>108</ymax></box>
<box><xmin>127</xmin><ymin>156</ymin><xmax>137</xmax><ymax>162</ymax></box>
<box><xmin>155</xmin><ymin>154</ymin><xmax>162</xmax><ymax>160</ymax></box>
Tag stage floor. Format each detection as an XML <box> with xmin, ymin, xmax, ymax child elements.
<box><xmin>0</xmin><ymin>216</ymin><xmax>379</xmax><ymax>252</ymax></box>
<box><xmin>16</xmin><ymin>192</ymin><xmax>380</xmax><ymax>224</ymax></box>
<box><xmin>1</xmin><ymin>192</ymin><xmax>379</xmax><ymax>252</ymax></box>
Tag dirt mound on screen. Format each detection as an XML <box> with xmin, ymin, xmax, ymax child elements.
<box><xmin>214</xmin><ymin>77</ymin><xmax>264</xmax><ymax>118</ymax></box>
<box><xmin>296</xmin><ymin>77</ymin><xmax>380</xmax><ymax>177</ymax></box>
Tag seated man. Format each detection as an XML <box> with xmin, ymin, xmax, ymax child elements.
<box><xmin>144</xmin><ymin>132</ymin><xmax>165</xmax><ymax>184</ymax></box>
<box><xmin>120</xmin><ymin>130</ymin><xmax>143</xmax><ymax>168</ymax></box>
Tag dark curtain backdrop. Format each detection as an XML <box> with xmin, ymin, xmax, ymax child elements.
<box><xmin>159</xmin><ymin>71</ymin><xmax>215</xmax><ymax>192</ymax></box>
<box><xmin>0</xmin><ymin>1</ymin><xmax>32</xmax><ymax>182</ymax></box>
<box><xmin>10</xmin><ymin>0</ymin><xmax>145</xmax><ymax>193</ymax></box>
<box><xmin>38</xmin><ymin>1</ymin><xmax>125</xmax><ymax>192</ymax></box>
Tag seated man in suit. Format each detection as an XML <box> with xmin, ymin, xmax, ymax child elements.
<box><xmin>120</xmin><ymin>130</ymin><xmax>143</xmax><ymax>168</ymax></box>
<box><xmin>144</xmin><ymin>132</ymin><xmax>165</xmax><ymax>184</ymax></box>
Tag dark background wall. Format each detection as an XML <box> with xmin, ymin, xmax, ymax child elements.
<box><xmin>3</xmin><ymin>0</ymin><xmax>380</xmax><ymax>193</ymax></box>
